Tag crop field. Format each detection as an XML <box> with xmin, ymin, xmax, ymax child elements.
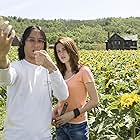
<box><xmin>0</xmin><ymin>48</ymin><xmax>140</xmax><ymax>140</ymax></box>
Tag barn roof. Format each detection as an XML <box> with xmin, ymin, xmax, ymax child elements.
<box><xmin>106</xmin><ymin>33</ymin><xmax>138</xmax><ymax>42</ymax></box>
<box><xmin>12</xmin><ymin>35</ymin><xmax>20</xmax><ymax>46</ymax></box>
<box><xmin>122</xmin><ymin>34</ymin><xmax>138</xmax><ymax>41</ymax></box>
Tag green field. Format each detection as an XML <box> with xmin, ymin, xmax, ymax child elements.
<box><xmin>0</xmin><ymin>48</ymin><xmax>140</xmax><ymax>140</ymax></box>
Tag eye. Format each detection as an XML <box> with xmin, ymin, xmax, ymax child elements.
<box><xmin>30</xmin><ymin>39</ymin><xmax>35</xmax><ymax>43</ymax></box>
<box><xmin>62</xmin><ymin>48</ymin><xmax>66</xmax><ymax>51</ymax></box>
<box><xmin>56</xmin><ymin>50</ymin><xmax>61</xmax><ymax>53</ymax></box>
<box><xmin>27</xmin><ymin>38</ymin><xmax>35</xmax><ymax>43</ymax></box>
<box><xmin>38</xmin><ymin>39</ymin><xmax>44</xmax><ymax>44</ymax></box>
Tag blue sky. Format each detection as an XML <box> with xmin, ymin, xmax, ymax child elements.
<box><xmin>0</xmin><ymin>0</ymin><xmax>140</xmax><ymax>20</ymax></box>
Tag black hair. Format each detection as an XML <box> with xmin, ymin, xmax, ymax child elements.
<box><xmin>18</xmin><ymin>25</ymin><xmax>47</xmax><ymax>60</ymax></box>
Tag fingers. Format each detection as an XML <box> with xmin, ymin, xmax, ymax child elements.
<box><xmin>3</xmin><ymin>24</ymin><xmax>13</xmax><ymax>39</ymax></box>
<box><xmin>34</xmin><ymin>50</ymin><xmax>47</xmax><ymax>56</ymax></box>
<box><xmin>0</xmin><ymin>20</ymin><xmax>5</xmax><ymax>35</ymax></box>
<box><xmin>1</xmin><ymin>21</ymin><xmax>10</xmax><ymax>30</ymax></box>
<box><xmin>51</xmin><ymin>120</ymin><xmax>57</xmax><ymax>126</ymax></box>
<box><xmin>34</xmin><ymin>50</ymin><xmax>45</xmax><ymax>57</ymax></box>
<box><xmin>34</xmin><ymin>51</ymin><xmax>40</xmax><ymax>57</ymax></box>
<box><xmin>55</xmin><ymin>119</ymin><xmax>65</xmax><ymax>127</ymax></box>
<box><xmin>9</xmin><ymin>29</ymin><xmax>16</xmax><ymax>45</ymax></box>
<box><xmin>0</xmin><ymin>21</ymin><xmax>9</xmax><ymax>35</ymax></box>
<box><xmin>34</xmin><ymin>50</ymin><xmax>47</xmax><ymax>61</ymax></box>
<box><xmin>39</xmin><ymin>50</ymin><xmax>47</xmax><ymax>54</ymax></box>
<box><xmin>0</xmin><ymin>17</ymin><xmax>4</xmax><ymax>27</ymax></box>
<box><xmin>34</xmin><ymin>50</ymin><xmax>56</xmax><ymax>69</ymax></box>
<box><xmin>0</xmin><ymin>20</ymin><xmax>15</xmax><ymax>42</ymax></box>
<box><xmin>34</xmin><ymin>51</ymin><xmax>45</xmax><ymax>66</ymax></box>
<box><xmin>55</xmin><ymin>116</ymin><xmax>65</xmax><ymax>126</ymax></box>
<box><xmin>34</xmin><ymin>51</ymin><xmax>41</xmax><ymax>61</ymax></box>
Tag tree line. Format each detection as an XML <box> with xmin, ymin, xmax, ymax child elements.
<box><xmin>3</xmin><ymin>16</ymin><xmax>140</xmax><ymax>50</ymax></box>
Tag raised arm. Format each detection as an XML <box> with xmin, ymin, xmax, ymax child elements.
<box><xmin>34</xmin><ymin>50</ymin><xmax>69</xmax><ymax>100</ymax></box>
<box><xmin>0</xmin><ymin>18</ymin><xmax>16</xmax><ymax>86</ymax></box>
<box><xmin>0</xmin><ymin>17</ymin><xmax>15</xmax><ymax>69</ymax></box>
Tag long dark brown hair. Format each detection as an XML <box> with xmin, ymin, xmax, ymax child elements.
<box><xmin>18</xmin><ymin>25</ymin><xmax>47</xmax><ymax>60</ymax></box>
<box><xmin>54</xmin><ymin>37</ymin><xmax>80</xmax><ymax>77</ymax></box>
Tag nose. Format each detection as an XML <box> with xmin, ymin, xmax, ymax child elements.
<box><xmin>58</xmin><ymin>51</ymin><xmax>64</xmax><ymax>56</ymax></box>
<box><xmin>33</xmin><ymin>42</ymin><xmax>40</xmax><ymax>48</ymax></box>
<box><xmin>34</xmin><ymin>41</ymin><xmax>39</xmax><ymax>45</ymax></box>
<box><xmin>32</xmin><ymin>41</ymin><xmax>42</xmax><ymax>51</ymax></box>
<box><xmin>33</xmin><ymin>40</ymin><xmax>40</xmax><ymax>44</ymax></box>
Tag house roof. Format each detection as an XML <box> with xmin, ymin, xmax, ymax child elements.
<box><xmin>49</xmin><ymin>44</ymin><xmax>54</xmax><ymax>48</ymax></box>
<box><xmin>106</xmin><ymin>33</ymin><xmax>138</xmax><ymax>42</ymax></box>
<box><xmin>122</xmin><ymin>34</ymin><xmax>138</xmax><ymax>41</ymax></box>
<box><xmin>12</xmin><ymin>36</ymin><xmax>20</xmax><ymax>46</ymax></box>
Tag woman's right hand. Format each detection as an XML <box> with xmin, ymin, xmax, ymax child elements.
<box><xmin>55</xmin><ymin>111</ymin><xmax>75</xmax><ymax>127</ymax></box>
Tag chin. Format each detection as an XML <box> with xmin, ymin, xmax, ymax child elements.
<box><xmin>61</xmin><ymin>60</ymin><xmax>66</xmax><ymax>63</ymax></box>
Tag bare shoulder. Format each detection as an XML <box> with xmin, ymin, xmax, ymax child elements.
<box><xmin>80</xmin><ymin>65</ymin><xmax>91</xmax><ymax>72</ymax></box>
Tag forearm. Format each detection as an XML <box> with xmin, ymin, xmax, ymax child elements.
<box><xmin>0</xmin><ymin>56</ymin><xmax>10</xmax><ymax>69</ymax></box>
<box><xmin>79</xmin><ymin>99</ymin><xmax>99</xmax><ymax>114</ymax></box>
<box><xmin>79</xmin><ymin>82</ymin><xmax>99</xmax><ymax>114</ymax></box>
<box><xmin>50</xmin><ymin>69</ymin><xmax>69</xmax><ymax>100</ymax></box>
<box><xmin>0</xmin><ymin>67</ymin><xmax>11</xmax><ymax>85</ymax></box>
<box><xmin>41</xmin><ymin>53</ymin><xmax>57</xmax><ymax>73</ymax></box>
<box><xmin>0</xmin><ymin>65</ymin><xmax>17</xmax><ymax>86</ymax></box>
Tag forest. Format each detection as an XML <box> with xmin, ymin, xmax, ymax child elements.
<box><xmin>3</xmin><ymin>16</ymin><xmax>140</xmax><ymax>50</ymax></box>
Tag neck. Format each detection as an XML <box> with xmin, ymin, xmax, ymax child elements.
<box><xmin>65</xmin><ymin>62</ymin><xmax>71</xmax><ymax>72</ymax></box>
<box><xmin>25</xmin><ymin>58</ymin><xmax>36</xmax><ymax>65</ymax></box>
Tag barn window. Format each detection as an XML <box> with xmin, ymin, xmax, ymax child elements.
<box><xmin>133</xmin><ymin>42</ymin><xmax>136</xmax><ymax>46</ymax></box>
<box><xmin>114</xmin><ymin>41</ymin><xmax>116</xmax><ymax>44</ymax></box>
<box><xmin>118</xmin><ymin>41</ymin><xmax>121</xmax><ymax>45</ymax></box>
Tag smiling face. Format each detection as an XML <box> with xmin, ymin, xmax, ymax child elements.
<box><xmin>56</xmin><ymin>42</ymin><xmax>70</xmax><ymax>64</ymax></box>
<box><xmin>24</xmin><ymin>29</ymin><xmax>45</xmax><ymax>64</ymax></box>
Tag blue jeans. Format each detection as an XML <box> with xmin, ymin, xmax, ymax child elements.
<box><xmin>56</xmin><ymin>121</ymin><xmax>89</xmax><ymax>140</ymax></box>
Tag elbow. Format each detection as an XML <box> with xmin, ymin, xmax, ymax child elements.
<box><xmin>94</xmin><ymin>100</ymin><xmax>99</xmax><ymax>108</ymax></box>
<box><xmin>59</xmin><ymin>87</ymin><xmax>69</xmax><ymax>101</ymax></box>
<box><xmin>91</xmin><ymin>98</ymin><xmax>99</xmax><ymax>108</ymax></box>
<box><xmin>63</xmin><ymin>90</ymin><xmax>69</xmax><ymax>100</ymax></box>
<box><xmin>94</xmin><ymin>95</ymin><xmax>100</xmax><ymax>107</ymax></box>
<box><xmin>65</xmin><ymin>88</ymin><xmax>69</xmax><ymax>99</ymax></box>
<box><xmin>60</xmin><ymin>80</ymin><xmax>69</xmax><ymax>100</ymax></box>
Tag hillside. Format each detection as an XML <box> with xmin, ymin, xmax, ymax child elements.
<box><xmin>2</xmin><ymin>16</ymin><xmax>140</xmax><ymax>50</ymax></box>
